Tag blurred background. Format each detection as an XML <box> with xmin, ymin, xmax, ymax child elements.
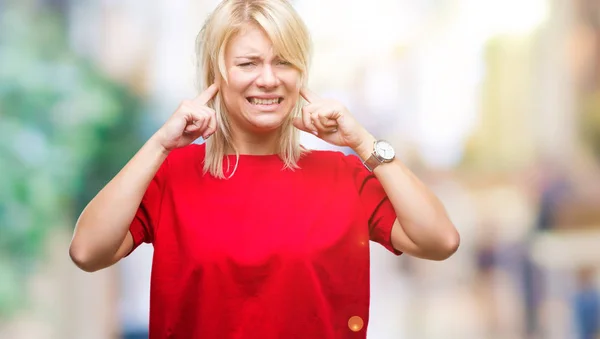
<box><xmin>1</xmin><ymin>0</ymin><xmax>600</xmax><ymax>338</ymax></box>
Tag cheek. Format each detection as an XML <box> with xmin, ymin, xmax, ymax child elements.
<box><xmin>228</xmin><ymin>69</ymin><xmax>256</xmax><ymax>88</ymax></box>
<box><xmin>280</xmin><ymin>71</ymin><xmax>301</xmax><ymax>96</ymax></box>
<box><xmin>286</xmin><ymin>91</ymin><xmax>299</xmax><ymax>105</ymax></box>
<box><xmin>223</xmin><ymin>86</ymin><xmax>248</xmax><ymax>108</ymax></box>
<box><xmin>283</xmin><ymin>71</ymin><xmax>301</xmax><ymax>88</ymax></box>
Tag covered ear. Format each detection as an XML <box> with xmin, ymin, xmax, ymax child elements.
<box><xmin>296</xmin><ymin>74</ymin><xmax>307</xmax><ymax>89</ymax></box>
<box><xmin>216</xmin><ymin>53</ymin><xmax>230</xmax><ymax>86</ymax></box>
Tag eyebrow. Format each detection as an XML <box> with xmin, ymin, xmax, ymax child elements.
<box><xmin>234</xmin><ymin>55</ymin><xmax>262</xmax><ymax>60</ymax></box>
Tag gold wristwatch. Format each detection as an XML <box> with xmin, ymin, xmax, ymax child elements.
<box><xmin>363</xmin><ymin>140</ymin><xmax>396</xmax><ymax>171</ymax></box>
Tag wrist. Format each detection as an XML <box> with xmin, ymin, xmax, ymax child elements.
<box><xmin>353</xmin><ymin>131</ymin><xmax>377</xmax><ymax>161</ymax></box>
<box><xmin>148</xmin><ymin>134</ymin><xmax>171</xmax><ymax>157</ymax></box>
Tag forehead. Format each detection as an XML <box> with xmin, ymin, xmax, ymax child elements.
<box><xmin>226</xmin><ymin>24</ymin><xmax>275</xmax><ymax>57</ymax></box>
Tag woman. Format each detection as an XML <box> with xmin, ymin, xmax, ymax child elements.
<box><xmin>69</xmin><ymin>0</ymin><xmax>460</xmax><ymax>338</ymax></box>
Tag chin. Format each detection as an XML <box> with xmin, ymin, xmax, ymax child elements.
<box><xmin>246</xmin><ymin>114</ymin><xmax>288</xmax><ymax>133</ymax></box>
<box><xmin>243</xmin><ymin>104</ymin><xmax>294</xmax><ymax>132</ymax></box>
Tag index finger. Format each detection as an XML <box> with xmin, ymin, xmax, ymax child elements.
<box><xmin>193</xmin><ymin>83</ymin><xmax>219</xmax><ymax>106</ymax></box>
<box><xmin>300</xmin><ymin>87</ymin><xmax>320</xmax><ymax>104</ymax></box>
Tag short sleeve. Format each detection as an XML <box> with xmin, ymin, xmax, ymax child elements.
<box><xmin>126</xmin><ymin>158</ymin><xmax>169</xmax><ymax>255</ymax></box>
<box><xmin>344</xmin><ymin>153</ymin><xmax>402</xmax><ymax>255</ymax></box>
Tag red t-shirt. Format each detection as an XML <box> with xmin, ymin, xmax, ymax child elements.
<box><xmin>128</xmin><ymin>144</ymin><xmax>401</xmax><ymax>339</ymax></box>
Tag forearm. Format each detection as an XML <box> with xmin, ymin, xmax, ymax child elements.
<box><xmin>70</xmin><ymin>135</ymin><xmax>168</xmax><ymax>269</ymax></box>
<box><xmin>354</xmin><ymin>133</ymin><xmax>459</xmax><ymax>255</ymax></box>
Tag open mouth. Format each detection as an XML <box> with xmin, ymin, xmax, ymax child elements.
<box><xmin>246</xmin><ymin>97</ymin><xmax>283</xmax><ymax>105</ymax></box>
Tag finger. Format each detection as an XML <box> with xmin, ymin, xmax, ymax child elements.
<box><xmin>193</xmin><ymin>83</ymin><xmax>219</xmax><ymax>106</ymax></box>
<box><xmin>316</xmin><ymin>107</ymin><xmax>341</xmax><ymax>131</ymax></box>
<box><xmin>183</xmin><ymin>111</ymin><xmax>204</xmax><ymax>133</ymax></box>
<box><xmin>197</xmin><ymin>111</ymin><xmax>210</xmax><ymax>133</ymax></box>
<box><xmin>318</xmin><ymin>114</ymin><xmax>335</xmax><ymax>128</ymax></box>
<box><xmin>314</xmin><ymin>106</ymin><xmax>338</xmax><ymax>125</ymax></box>
<box><xmin>206</xmin><ymin>115</ymin><xmax>217</xmax><ymax>138</ymax></box>
<box><xmin>192</xmin><ymin>108</ymin><xmax>215</xmax><ymax>138</ymax></box>
<box><xmin>302</xmin><ymin>106</ymin><xmax>316</xmax><ymax>132</ymax></box>
<box><xmin>311</xmin><ymin>112</ymin><xmax>328</xmax><ymax>132</ymax></box>
<box><xmin>319</xmin><ymin>118</ymin><xmax>338</xmax><ymax>132</ymax></box>
<box><xmin>322</xmin><ymin>119</ymin><xmax>338</xmax><ymax>127</ymax></box>
<box><xmin>300</xmin><ymin>87</ymin><xmax>320</xmax><ymax>104</ymax></box>
<box><xmin>320</xmin><ymin>111</ymin><xmax>340</xmax><ymax>128</ymax></box>
<box><xmin>184</xmin><ymin>124</ymin><xmax>201</xmax><ymax>133</ymax></box>
<box><xmin>293</xmin><ymin>116</ymin><xmax>315</xmax><ymax>134</ymax></box>
<box><xmin>314</xmin><ymin>113</ymin><xmax>339</xmax><ymax>134</ymax></box>
<box><xmin>181</xmin><ymin>108</ymin><xmax>206</xmax><ymax>131</ymax></box>
<box><xmin>203</xmin><ymin>109</ymin><xmax>217</xmax><ymax>139</ymax></box>
<box><xmin>321</xmin><ymin>105</ymin><xmax>343</xmax><ymax>120</ymax></box>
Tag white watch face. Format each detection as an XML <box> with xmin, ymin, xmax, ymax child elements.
<box><xmin>375</xmin><ymin>140</ymin><xmax>395</xmax><ymax>161</ymax></box>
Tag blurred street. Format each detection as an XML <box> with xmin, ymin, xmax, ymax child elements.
<box><xmin>1</xmin><ymin>0</ymin><xmax>600</xmax><ymax>338</ymax></box>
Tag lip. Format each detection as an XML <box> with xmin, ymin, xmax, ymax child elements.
<box><xmin>246</xmin><ymin>95</ymin><xmax>284</xmax><ymax>100</ymax></box>
<box><xmin>246</xmin><ymin>97</ymin><xmax>283</xmax><ymax>112</ymax></box>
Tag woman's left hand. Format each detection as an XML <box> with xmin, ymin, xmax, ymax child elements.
<box><xmin>293</xmin><ymin>88</ymin><xmax>372</xmax><ymax>150</ymax></box>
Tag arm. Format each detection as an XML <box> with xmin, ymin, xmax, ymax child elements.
<box><xmin>295</xmin><ymin>87</ymin><xmax>459</xmax><ymax>261</ymax></box>
<box><xmin>69</xmin><ymin>83</ymin><xmax>219</xmax><ymax>272</ymax></box>
<box><xmin>353</xmin><ymin>134</ymin><xmax>460</xmax><ymax>261</ymax></box>
<box><xmin>69</xmin><ymin>137</ymin><xmax>168</xmax><ymax>272</ymax></box>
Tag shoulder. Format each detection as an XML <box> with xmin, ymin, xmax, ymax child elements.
<box><xmin>301</xmin><ymin>149</ymin><xmax>373</xmax><ymax>190</ymax></box>
<box><xmin>167</xmin><ymin>143</ymin><xmax>205</xmax><ymax>161</ymax></box>
<box><xmin>163</xmin><ymin>143</ymin><xmax>206</xmax><ymax>174</ymax></box>
<box><xmin>298</xmin><ymin>149</ymin><xmax>370</xmax><ymax>194</ymax></box>
<box><xmin>300</xmin><ymin>148</ymin><xmax>364</xmax><ymax>171</ymax></box>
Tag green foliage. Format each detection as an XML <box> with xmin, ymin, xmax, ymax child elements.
<box><xmin>0</xmin><ymin>5</ymin><xmax>145</xmax><ymax>317</ymax></box>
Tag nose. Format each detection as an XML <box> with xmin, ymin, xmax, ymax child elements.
<box><xmin>255</xmin><ymin>64</ymin><xmax>280</xmax><ymax>89</ymax></box>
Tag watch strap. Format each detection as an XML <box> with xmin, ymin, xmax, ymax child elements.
<box><xmin>363</xmin><ymin>153</ymin><xmax>382</xmax><ymax>172</ymax></box>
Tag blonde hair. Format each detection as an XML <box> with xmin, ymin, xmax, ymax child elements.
<box><xmin>196</xmin><ymin>0</ymin><xmax>312</xmax><ymax>179</ymax></box>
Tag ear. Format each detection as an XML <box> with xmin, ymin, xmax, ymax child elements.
<box><xmin>218</xmin><ymin>59</ymin><xmax>231</xmax><ymax>85</ymax></box>
<box><xmin>213</xmin><ymin>70</ymin><xmax>224</xmax><ymax>86</ymax></box>
<box><xmin>296</xmin><ymin>74</ymin><xmax>307</xmax><ymax>91</ymax></box>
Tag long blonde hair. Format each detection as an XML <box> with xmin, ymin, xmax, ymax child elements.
<box><xmin>196</xmin><ymin>0</ymin><xmax>312</xmax><ymax>179</ymax></box>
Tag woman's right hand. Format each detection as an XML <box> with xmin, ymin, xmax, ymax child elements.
<box><xmin>154</xmin><ymin>83</ymin><xmax>220</xmax><ymax>152</ymax></box>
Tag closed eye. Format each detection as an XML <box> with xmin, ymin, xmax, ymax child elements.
<box><xmin>238</xmin><ymin>62</ymin><xmax>256</xmax><ymax>67</ymax></box>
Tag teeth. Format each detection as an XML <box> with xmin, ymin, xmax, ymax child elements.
<box><xmin>250</xmin><ymin>98</ymin><xmax>279</xmax><ymax>105</ymax></box>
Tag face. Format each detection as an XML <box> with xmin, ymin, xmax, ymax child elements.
<box><xmin>221</xmin><ymin>24</ymin><xmax>301</xmax><ymax>134</ymax></box>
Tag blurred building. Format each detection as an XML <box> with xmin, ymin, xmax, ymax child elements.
<box><xmin>1</xmin><ymin>0</ymin><xmax>600</xmax><ymax>338</ymax></box>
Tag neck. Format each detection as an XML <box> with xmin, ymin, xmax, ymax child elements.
<box><xmin>228</xmin><ymin>126</ymin><xmax>282</xmax><ymax>156</ymax></box>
